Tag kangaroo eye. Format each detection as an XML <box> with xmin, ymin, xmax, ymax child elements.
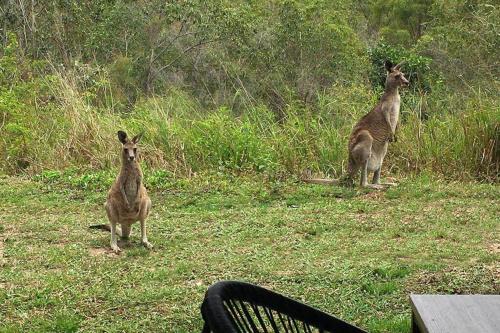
<box><xmin>133</xmin><ymin>148</ymin><xmax>137</xmax><ymax>153</ymax></box>
<box><xmin>124</xmin><ymin>148</ymin><xmax>128</xmax><ymax>153</ymax></box>
<box><xmin>395</xmin><ymin>74</ymin><xmax>401</xmax><ymax>79</ymax></box>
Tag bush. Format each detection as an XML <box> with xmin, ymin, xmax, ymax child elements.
<box><xmin>0</xmin><ymin>1</ymin><xmax>498</xmax><ymax>183</ymax></box>
<box><xmin>369</xmin><ymin>42</ymin><xmax>434</xmax><ymax>92</ymax></box>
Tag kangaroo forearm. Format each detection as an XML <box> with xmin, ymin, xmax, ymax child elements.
<box><xmin>384</xmin><ymin>111</ymin><xmax>395</xmax><ymax>135</ymax></box>
<box><xmin>120</xmin><ymin>185</ymin><xmax>130</xmax><ymax>206</ymax></box>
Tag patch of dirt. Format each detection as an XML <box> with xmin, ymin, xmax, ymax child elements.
<box><xmin>488</xmin><ymin>243</ymin><xmax>500</xmax><ymax>254</ymax></box>
<box><xmin>362</xmin><ymin>190</ymin><xmax>384</xmax><ymax>199</ymax></box>
<box><xmin>405</xmin><ymin>265</ymin><xmax>500</xmax><ymax>295</ymax></box>
<box><xmin>385</xmin><ymin>176</ymin><xmax>398</xmax><ymax>183</ymax></box>
<box><xmin>488</xmin><ymin>265</ymin><xmax>500</xmax><ymax>280</ymax></box>
<box><xmin>89</xmin><ymin>247</ymin><xmax>120</xmax><ymax>257</ymax></box>
<box><xmin>0</xmin><ymin>282</ymin><xmax>14</xmax><ymax>290</ymax></box>
<box><xmin>153</xmin><ymin>303</ymin><xmax>172</xmax><ymax>315</ymax></box>
<box><xmin>186</xmin><ymin>279</ymin><xmax>204</xmax><ymax>287</ymax></box>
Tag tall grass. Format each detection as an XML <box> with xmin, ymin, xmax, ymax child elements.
<box><xmin>0</xmin><ymin>68</ymin><xmax>498</xmax><ymax>182</ymax></box>
<box><xmin>390</xmin><ymin>90</ymin><xmax>499</xmax><ymax>181</ymax></box>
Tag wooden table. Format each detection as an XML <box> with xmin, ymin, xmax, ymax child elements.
<box><xmin>410</xmin><ymin>295</ymin><xmax>500</xmax><ymax>333</ymax></box>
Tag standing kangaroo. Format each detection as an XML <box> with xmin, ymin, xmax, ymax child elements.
<box><xmin>91</xmin><ymin>131</ymin><xmax>153</xmax><ymax>253</ymax></box>
<box><xmin>304</xmin><ymin>60</ymin><xmax>409</xmax><ymax>188</ymax></box>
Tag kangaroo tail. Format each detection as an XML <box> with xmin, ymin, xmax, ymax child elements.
<box><xmin>302</xmin><ymin>178</ymin><xmax>340</xmax><ymax>185</ymax></box>
<box><xmin>89</xmin><ymin>224</ymin><xmax>111</xmax><ymax>232</ymax></box>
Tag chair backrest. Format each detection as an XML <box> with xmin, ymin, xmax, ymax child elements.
<box><xmin>201</xmin><ymin>281</ymin><xmax>367</xmax><ymax>333</ymax></box>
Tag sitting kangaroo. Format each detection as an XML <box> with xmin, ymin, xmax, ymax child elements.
<box><xmin>91</xmin><ymin>131</ymin><xmax>153</xmax><ymax>253</ymax></box>
<box><xmin>304</xmin><ymin>60</ymin><xmax>409</xmax><ymax>188</ymax></box>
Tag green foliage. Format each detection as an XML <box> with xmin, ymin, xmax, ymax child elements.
<box><xmin>367</xmin><ymin>0</ymin><xmax>434</xmax><ymax>44</ymax></box>
<box><xmin>369</xmin><ymin>42</ymin><xmax>433</xmax><ymax>91</ymax></box>
<box><xmin>50</xmin><ymin>313</ymin><xmax>81</xmax><ymax>333</ymax></box>
<box><xmin>179</xmin><ymin>108</ymin><xmax>277</xmax><ymax>172</ymax></box>
<box><xmin>275</xmin><ymin>0</ymin><xmax>367</xmax><ymax>85</ymax></box>
<box><xmin>0</xmin><ymin>34</ymin><xmax>31</xmax><ymax>171</ymax></box>
<box><xmin>0</xmin><ymin>0</ymin><xmax>497</xmax><ymax>182</ymax></box>
<box><xmin>424</xmin><ymin>1</ymin><xmax>499</xmax><ymax>92</ymax></box>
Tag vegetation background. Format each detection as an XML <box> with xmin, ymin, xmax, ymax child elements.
<box><xmin>0</xmin><ymin>0</ymin><xmax>498</xmax><ymax>181</ymax></box>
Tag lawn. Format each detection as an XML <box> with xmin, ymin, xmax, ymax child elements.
<box><xmin>0</xmin><ymin>174</ymin><xmax>498</xmax><ymax>332</ymax></box>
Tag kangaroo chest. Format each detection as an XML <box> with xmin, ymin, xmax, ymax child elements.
<box><xmin>123</xmin><ymin>170</ymin><xmax>141</xmax><ymax>205</ymax></box>
<box><xmin>125</xmin><ymin>178</ymin><xmax>138</xmax><ymax>203</ymax></box>
<box><xmin>387</xmin><ymin>95</ymin><xmax>400</xmax><ymax>133</ymax></box>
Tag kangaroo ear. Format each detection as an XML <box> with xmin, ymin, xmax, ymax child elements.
<box><xmin>132</xmin><ymin>132</ymin><xmax>143</xmax><ymax>144</ymax></box>
<box><xmin>385</xmin><ymin>60</ymin><xmax>394</xmax><ymax>72</ymax></box>
<box><xmin>393</xmin><ymin>61</ymin><xmax>405</xmax><ymax>71</ymax></box>
<box><xmin>117</xmin><ymin>131</ymin><xmax>128</xmax><ymax>144</ymax></box>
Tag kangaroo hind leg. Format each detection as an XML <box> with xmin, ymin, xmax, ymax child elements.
<box><xmin>121</xmin><ymin>224</ymin><xmax>131</xmax><ymax>240</ymax></box>
<box><xmin>105</xmin><ymin>202</ymin><xmax>122</xmax><ymax>253</ymax></box>
<box><xmin>350</xmin><ymin>131</ymin><xmax>373</xmax><ymax>187</ymax></box>
<box><xmin>140</xmin><ymin>198</ymin><xmax>153</xmax><ymax>250</ymax></box>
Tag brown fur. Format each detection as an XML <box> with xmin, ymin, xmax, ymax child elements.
<box><xmin>302</xmin><ymin>178</ymin><xmax>339</xmax><ymax>185</ymax></box>
<box><xmin>304</xmin><ymin>60</ymin><xmax>409</xmax><ymax>188</ymax></box>
<box><xmin>301</xmin><ymin>168</ymin><xmax>341</xmax><ymax>185</ymax></box>
<box><xmin>101</xmin><ymin>130</ymin><xmax>153</xmax><ymax>253</ymax></box>
<box><xmin>347</xmin><ymin>61</ymin><xmax>408</xmax><ymax>188</ymax></box>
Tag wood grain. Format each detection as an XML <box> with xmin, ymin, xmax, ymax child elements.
<box><xmin>410</xmin><ymin>295</ymin><xmax>500</xmax><ymax>333</ymax></box>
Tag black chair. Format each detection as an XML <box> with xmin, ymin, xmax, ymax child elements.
<box><xmin>201</xmin><ymin>281</ymin><xmax>367</xmax><ymax>333</ymax></box>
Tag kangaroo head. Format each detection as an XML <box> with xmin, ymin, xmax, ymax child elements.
<box><xmin>384</xmin><ymin>60</ymin><xmax>409</xmax><ymax>89</ymax></box>
<box><xmin>117</xmin><ymin>130</ymin><xmax>143</xmax><ymax>162</ymax></box>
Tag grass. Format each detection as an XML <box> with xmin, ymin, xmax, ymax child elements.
<box><xmin>2</xmin><ymin>63</ymin><xmax>498</xmax><ymax>183</ymax></box>
<box><xmin>0</xmin><ymin>173</ymin><xmax>498</xmax><ymax>332</ymax></box>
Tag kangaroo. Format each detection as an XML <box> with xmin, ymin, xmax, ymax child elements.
<box><xmin>304</xmin><ymin>60</ymin><xmax>409</xmax><ymax>188</ymax></box>
<box><xmin>91</xmin><ymin>131</ymin><xmax>153</xmax><ymax>253</ymax></box>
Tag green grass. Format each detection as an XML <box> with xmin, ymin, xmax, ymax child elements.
<box><xmin>0</xmin><ymin>174</ymin><xmax>498</xmax><ymax>332</ymax></box>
